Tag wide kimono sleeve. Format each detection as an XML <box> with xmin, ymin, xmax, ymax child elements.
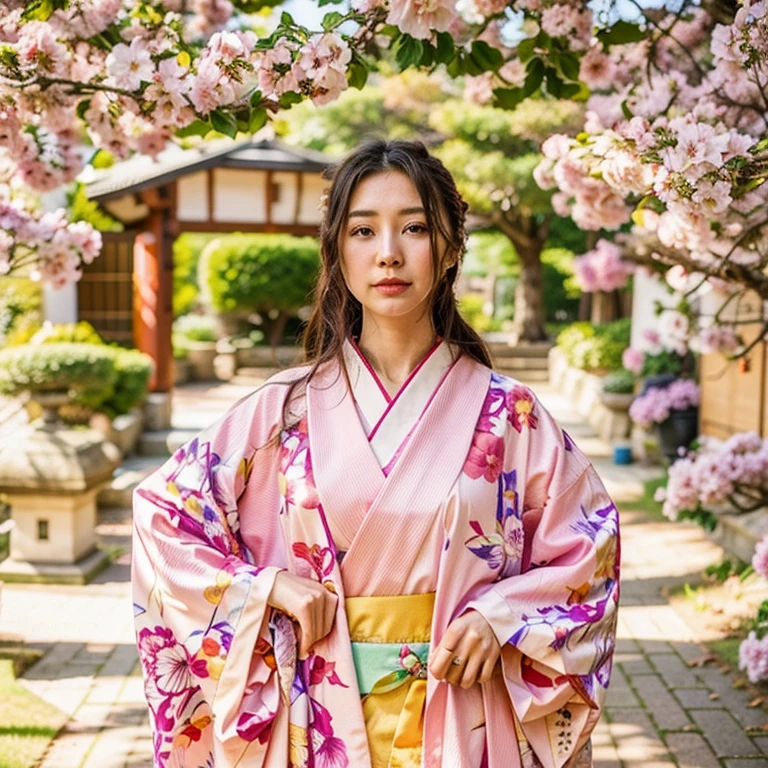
<box><xmin>132</xmin><ymin>384</ymin><xmax>291</xmax><ymax>768</ymax></box>
<box><xmin>465</xmin><ymin>385</ymin><xmax>619</xmax><ymax>768</ymax></box>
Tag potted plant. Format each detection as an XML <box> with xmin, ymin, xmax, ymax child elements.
<box><xmin>599</xmin><ymin>368</ymin><xmax>635</xmax><ymax>410</ymax></box>
<box><xmin>173</xmin><ymin>314</ymin><xmax>219</xmax><ymax>381</ymax></box>
<box><xmin>629</xmin><ymin>379</ymin><xmax>700</xmax><ymax>462</ymax></box>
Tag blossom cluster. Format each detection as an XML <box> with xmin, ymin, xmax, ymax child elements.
<box><xmin>0</xmin><ymin>195</ymin><xmax>101</xmax><ymax>288</ymax></box>
<box><xmin>739</xmin><ymin>631</ymin><xmax>768</xmax><ymax>683</ymax></box>
<box><xmin>534</xmin><ymin>1</ymin><xmax>768</xmax><ymax>280</ymax></box>
<box><xmin>573</xmin><ymin>238</ymin><xmax>635</xmax><ymax>293</ymax></box>
<box><xmin>655</xmin><ymin>431</ymin><xmax>768</xmax><ymax>521</ymax></box>
<box><xmin>628</xmin><ymin>379</ymin><xmax>700</xmax><ymax>429</ymax></box>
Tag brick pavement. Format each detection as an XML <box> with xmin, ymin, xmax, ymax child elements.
<box><xmin>1</xmin><ymin>381</ymin><xmax>766</xmax><ymax>767</ymax></box>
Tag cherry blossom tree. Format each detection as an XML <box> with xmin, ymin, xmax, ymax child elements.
<box><xmin>0</xmin><ymin>0</ymin><xmax>661</xmax><ymax>287</ymax></box>
<box><xmin>534</xmin><ymin>0</ymin><xmax>768</xmax><ymax>356</ymax></box>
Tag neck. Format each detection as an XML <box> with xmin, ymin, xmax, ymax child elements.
<box><xmin>357</xmin><ymin>317</ymin><xmax>438</xmax><ymax>395</ymax></box>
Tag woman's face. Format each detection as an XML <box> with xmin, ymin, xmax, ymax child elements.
<box><xmin>340</xmin><ymin>170</ymin><xmax>450</xmax><ymax>331</ymax></box>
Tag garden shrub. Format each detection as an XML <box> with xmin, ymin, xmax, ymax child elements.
<box><xmin>0</xmin><ymin>278</ymin><xmax>42</xmax><ymax>346</ymax></box>
<box><xmin>11</xmin><ymin>320</ymin><xmax>105</xmax><ymax>347</ymax></box>
<box><xmin>0</xmin><ymin>341</ymin><xmax>152</xmax><ymax>418</ymax></box>
<box><xmin>173</xmin><ymin>233</ymin><xmax>220</xmax><ymax>317</ymax></box>
<box><xmin>557</xmin><ymin>318</ymin><xmax>631</xmax><ymax>373</ymax></box>
<box><xmin>0</xmin><ymin>343</ymin><xmax>117</xmax><ymax>397</ymax></box>
<box><xmin>173</xmin><ymin>314</ymin><xmax>218</xmax><ymax>343</ymax></box>
<box><xmin>458</xmin><ymin>294</ymin><xmax>497</xmax><ymax>333</ymax></box>
<box><xmin>200</xmin><ymin>234</ymin><xmax>319</xmax><ymax>346</ymax></box>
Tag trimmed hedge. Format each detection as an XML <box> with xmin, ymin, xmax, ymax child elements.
<box><xmin>201</xmin><ymin>234</ymin><xmax>319</xmax><ymax>316</ymax></box>
<box><xmin>0</xmin><ymin>343</ymin><xmax>117</xmax><ymax>396</ymax></box>
<box><xmin>0</xmin><ymin>340</ymin><xmax>153</xmax><ymax>418</ymax></box>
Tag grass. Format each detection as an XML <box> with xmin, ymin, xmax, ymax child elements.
<box><xmin>708</xmin><ymin>637</ymin><xmax>743</xmax><ymax>669</ymax></box>
<box><xmin>0</xmin><ymin>658</ymin><xmax>67</xmax><ymax>768</ymax></box>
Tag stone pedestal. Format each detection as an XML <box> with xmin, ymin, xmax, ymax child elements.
<box><xmin>144</xmin><ymin>391</ymin><xmax>172</xmax><ymax>431</ymax></box>
<box><xmin>0</xmin><ymin>423</ymin><xmax>120</xmax><ymax>583</ymax></box>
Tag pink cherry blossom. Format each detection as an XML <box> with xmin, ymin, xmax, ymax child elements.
<box><xmin>106</xmin><ymin>37</ymin><xmax>155</xmax><ymax>91</ymax></box>
<box><xmin>739</xmin><ymin>632</ymin><xmax>768</xmax><ymax>683</ymax></box>
<box><xmin>622</xmin><ymin>347</ymin><xmax>645</xmax><ymax>375</ymax></box>
<box><xmin>579</xmin><ymin>47</ymin><xmax>615</xmax><ymax>90</ymax></box>
<box><xmin>387</xmin><ymin>0</ymin><xmax>456</xmax><ymax>41</ymax></box>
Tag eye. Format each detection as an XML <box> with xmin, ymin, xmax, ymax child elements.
<box><xmin>405</xmin><ymin>223</ymin><xmax>429</xmax><ymax>234</ymax></box>
<box><xmin>350</xmin><ymin>225</ymin><xmax>374</xmax><ymax>237</ymax></box>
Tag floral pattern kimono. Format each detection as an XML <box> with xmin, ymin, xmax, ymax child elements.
<box><xmin>132</xmin><ymin>339</ymin><xmax>619</xmax><ymax>768</ymax></box>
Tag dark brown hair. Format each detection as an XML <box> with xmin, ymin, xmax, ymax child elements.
<box><xmin>283</xmin><ymin>138</ymin><xmax>492</xmax><ymax>425</ymax></box>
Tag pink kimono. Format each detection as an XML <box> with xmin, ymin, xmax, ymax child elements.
<box><xmin>132</xmin><ymin>340</ymin><xmax>619</xmax><ymax>768</ymax></box>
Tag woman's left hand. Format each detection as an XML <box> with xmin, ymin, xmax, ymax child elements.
<box><xmin>428</xmin><ymin>610</ymin><xmax>501</xmax><ymax>688</ymax></box>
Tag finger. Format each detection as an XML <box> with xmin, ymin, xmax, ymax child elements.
<box><xmin>428</xmin><ymin>645</ymin><xmax>457</xmax><ymax>681</ymax></box>
<box><xmin>477</xmin><ymin>653</ymin><xmax>498</xmax><ymax>685</ymax></box>
<box><xmin>444</xmin><ymin>649</ymin><xmax>467</xmax><ymax>686</ymax></box>
<box><xmin>459</xmin><ymin>650</ymin><xmax>484</xmax><ymax>689</ymax></box>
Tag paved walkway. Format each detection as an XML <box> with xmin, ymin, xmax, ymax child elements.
<box><xmin>1</xmin><ymin>379</ymin><xmax>766</xmax><ymax>767</ymax></box>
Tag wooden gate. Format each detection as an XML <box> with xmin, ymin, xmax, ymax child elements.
<box><xmin>77</xmin><ymin>230</ymin><xmax>135</xmax><ymax>345</ymax></box>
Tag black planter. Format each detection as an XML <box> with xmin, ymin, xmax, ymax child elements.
<box><xmin>641</xmin><ymin>373</ymin><xmax>678</xmax><ymax>395</ymax></box>
<box><xmin>657</xmin><ymin>407</ymin><xmax>699</xmax><ymax>463</ymax></box>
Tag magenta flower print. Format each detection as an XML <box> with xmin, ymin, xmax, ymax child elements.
<box><xmin>507</xmin><ymin>386</ymin><xmax>538</xmax><ymax>433</ymax></box>
<box><xmin>138</xmin><ymin>626</ymin><xmax>194</xmax><ymax>696</ymax></box>
<box><xmin>463</xmin><ymin>431</ymin><xmax>505</xmax><ymax>483</ymax></box>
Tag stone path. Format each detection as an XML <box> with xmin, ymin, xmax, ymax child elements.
<box><xmin>1</xmin><ymin>380</ymin><xmax>766</xmax><ymax>767</ymax></box>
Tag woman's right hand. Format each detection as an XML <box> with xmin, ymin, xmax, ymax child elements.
<box><xmin>267</xmin><ymin>571</ymin><xmax>339</xmax><ymax>657</ymax></box>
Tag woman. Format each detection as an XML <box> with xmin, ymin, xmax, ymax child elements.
<box><xmin>132</xmin><ymin>139</ymin><xmax>618</xmax><ymax>768</ymax></box>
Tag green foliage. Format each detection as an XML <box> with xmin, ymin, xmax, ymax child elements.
<box><xmin>436</xmin><ymin>140</ymin><xmax>552</xmax><ymax>217</ymax></box>
<box><xmin>0</xmin><ymin>343</ymin><xmax>117</xmax><ymax>397</ymax></box>
<box><xmin>541</xmin><ymin>248</ymin><xmax>579</xmax><ymax>322</ymax></box>
<box><xmin>101</xmin><ymin>348</ymin><xmax>153</xmax><ymax>417</ymax></box>
<box><xmin>202</xmin><ymin>234</ymin><xmax>319</xmax><ymax>315</ymax></box>
<box><xmin>641</xmin><ymin>349</ymin><xmax>683</xmax><ymax>377</ymax></box>
<box><xmin>173</xmin><ymin>233</ymin><xmax>220</xmax><ymax>317</ymax></box>
<box><xmin>557</xmin><ymin>318</ymin><xmax>631</xmax><ymax>373</ymax></box>
<box><xmin>458</xmin><ymin>293</ymin><xmax>498</xmax><ymax>333</ymax></box>
<box><xmin>602</xmin><ymin>368</ymin><xmax>635</xmax><ymax>394</ymax></box>
<box><xmin>0</xmin><ymin>328</ymin><xmax>152</xmax><ymax>416</ymax></box>
<box><xmin>9</xmin><ymin>320</ymin><xmax>104</xmax><ymax>347</ymax></box>
<box><xmin>0</xmin><ymin>278</ymin><xmax>42</xmax><ymax>346</ymax></box>
<box><xmin>173</xmin><ymin>314</ymin><xmax>218</xmax><ymax>343</ymax></box>
<box><xmin>66</xmin><ymin>183</ymin><xmax>123</xmax><ymax>232</ymax></box>
<box><xmin>464</xmin><ymin>231</ymin><xmax>518</xmax><ymax>277</ymax></box>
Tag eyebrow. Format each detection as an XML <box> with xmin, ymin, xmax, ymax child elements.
<box><xmin>348</xmin><ymin>207</ymin><xmax>426</xmax><ymax>218</ymax></box>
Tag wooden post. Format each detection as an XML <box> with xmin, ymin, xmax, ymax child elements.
<box><xmin>133</xmin><ymin>206</ymin><xmax>173</xmax><ymax>392</ymax></box>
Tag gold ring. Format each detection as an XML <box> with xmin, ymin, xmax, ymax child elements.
<box><xmin>451</xmin><ymin>656</ymin><xmax>463</xmax><ymax>667</ymax></box>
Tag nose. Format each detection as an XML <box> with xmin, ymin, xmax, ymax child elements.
<box><xmin>377</xmin><ymin>230</ymin><xmax>401</xmax><ymax>267</ymax></box>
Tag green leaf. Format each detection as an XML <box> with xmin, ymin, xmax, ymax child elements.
<box><xmin>176</xmin><ymin>119</ymin><xmax>213</xmax><ymax>139</ymax></box>
<box><xmin>76</xmin><ymin>99</ymin><xmax>91</xmax><ymax>121</ymax></box>
<box><xmin>21</xmin><ymin>0</ymin><xmax>66</xmax><ymax>22</ymax></box>
<box><xmin>523</xmin><ymin>58</ymin><xmax>545</xmax><ymax>96</ymax></box>
<box><xmin>249</xmin><ymin>107</ymin><xmax>268</xmax><ymax>133</ymax></box>
<box><xmin>278</xmin><ymin>91</ymin><xmax>303</xmax><ymax>108</ymax></box>
<box><xmin>280</xmin><ymin>11</ymin><xmax>295</xmax><ymax>26</ymax></box>
<box><xmin>446</xmin><ymin>53</ymin><xmax>464</xmax><ymax>78</ymax></box>
<box><xmin>419</xmin><ymin>40</ymin><xmax>436</xmax><ymax>67</ymax></box>
<box><xmin>347</xmin><ymin>61</ymin><xmax>368</xmax><ymax>90</ymax></box>
<box><xmin>395</xmin><ymin>35</ymin><xmax>424</xmax><ymax>70</ymax></box>
<box><xmin>250</xmin><ymin>89</ymin><xmax>264</xmax><ymax>107</ymax></box>
<box><xmin>210</xmin><ymin>109</ymin><xmax>238</xmax><ymax>139</ymax></box>
<box><xmin>517</xmin><ymin>36</ymin><xmax>537</xmax><ymax>63</ymax></box>
<box><xmin>493</xmin><ymin>87</ymin><xmax>525</xmax><ymax>110</ymax></box>
<box><xmin>621</xmin><ymin>99</ymin><xmax>634</xmax><ymax>120</ymax></box>
<box><xmin>318</xmin><ymin>0</ymin><xmax>345</xmax><ymax>5</ymax></box>
<box><xmin>544</xmin><ymin>67</ymin><xmax>565</xmax><ymax>98</ymax></box>
<box><xmin>321</xmin><ymin>11</ymin><xmax>345</xmax><ymax>30</ymax></box>
<box><xmin>469</xmin><ymin>40</ymin><xmax>504</xmax><ymax>72</ymax></box>
<box><xmin>552</xmin><ymin>51</ymin><xmax>580</xmax><ymax>82</ymax></box>
<box><xmin>436</xmin><ymin>32</ymin><xmax>455</xmax><ymax>63</ymax></box>
<box><xmin>598</xmin><ymin>20</ymin><xmax>646</xmax><ymax>47</ymax></box>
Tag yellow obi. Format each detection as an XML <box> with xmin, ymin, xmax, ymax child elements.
<box><xmin>346</xmin><ymin>592</ymin><xmax>435</xmax><ymax>768</ymax></box>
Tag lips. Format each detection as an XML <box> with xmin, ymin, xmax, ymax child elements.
<box><xmin>375</xmin><ymin>278</ymin><xmax>410</xmax><ymax>286</ymax></box>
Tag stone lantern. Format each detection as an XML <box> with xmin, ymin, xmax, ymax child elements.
<box><xmin>0</xmin><ymin>400</ymin><xmax>120</xmax><ymax>584</ymax></box>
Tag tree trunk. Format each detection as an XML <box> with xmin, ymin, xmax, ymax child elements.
<box><xmin>263</xmin><ymin>310</ymin><xmax>289</xmax><ymax>353</ymax></box>
<box><xmin>512</xmin><ymin>244</ymin><xmax>549</xmax><ymax>343</ymax></box>
<box><xmin>491</xmin><ymin>214</ymin><xmax>549</xmax><ymax>344</ymax></box>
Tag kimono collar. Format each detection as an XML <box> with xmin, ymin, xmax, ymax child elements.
<box><xmin>342</xmin><ymin>337</ymin><xmax>455</xmax><ymax>469</ymax></box>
